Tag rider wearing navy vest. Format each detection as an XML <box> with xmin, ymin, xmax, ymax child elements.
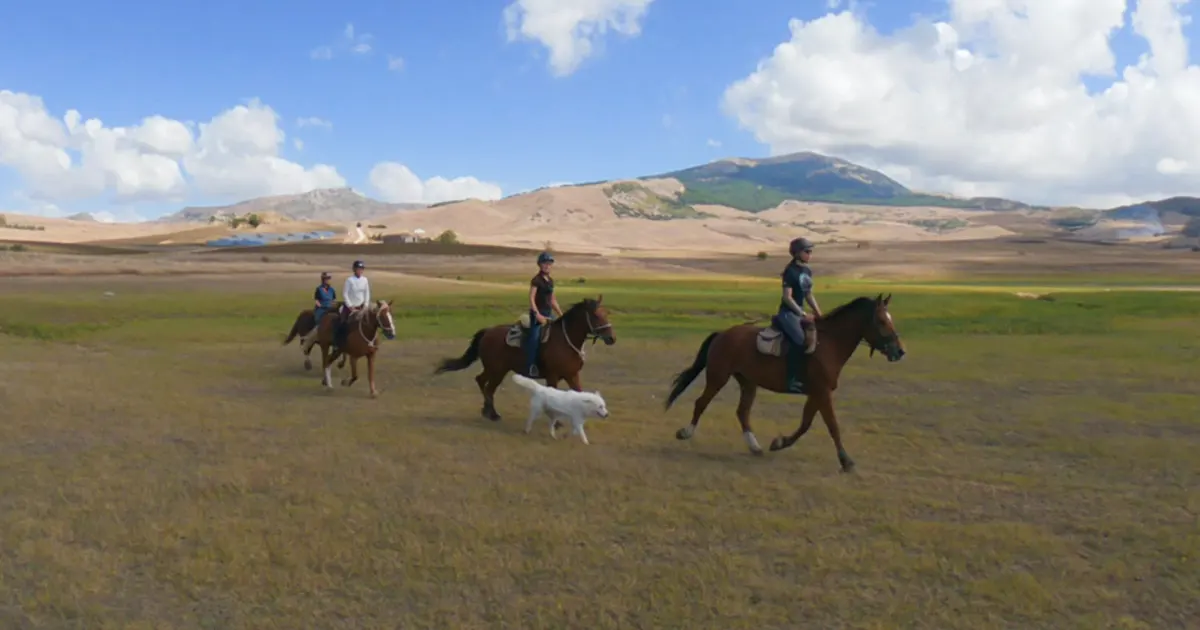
<box><xmin>525</xmin><ymin>251</ymin><xmax>563</xmax><ymax>378</ymax></box>
<box><xmin>777</xmin><ymin>237</ymin><xmax>822</xmax><ymax>393</ymax></box>
<box><xmin>313</xmin><ymin>271</ymin><xmax>337</xmax><ymax>326</ymax></box>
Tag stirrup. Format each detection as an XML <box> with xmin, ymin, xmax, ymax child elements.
<box><xmin>527</xmin><ymin>365</ymin><xmax>540</xmax><ymax>378</ymax></box>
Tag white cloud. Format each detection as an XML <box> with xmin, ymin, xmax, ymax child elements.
<box><xmin>721</xmin><ymin>0</ymin><xmax>1200</xmax><ymax>206</ymax></box>
<box><xmin>296</xmin><ymin>116</ymin><xmax>332</xmax><ymax>129</ymax></box>
<box><xmin>707</xmin><ymin>138</ymin><xmax>721</xmax><ymax>148</ymax></box>
<box><xmin>0</xmin><ymin>90</ymin><xmax>346</xmax><ymax>207</ymax></box>
<box><xmin>387</xmin><ymin>55</ymin><xmax>405</xmax><ymax>71</ymax></box>
<box><xmin>293</xmin><ymin>138</ymin><xmax>304</xmax><ymax>151</ymax></box>
<box><xmin>311</xmin><ymin>23</ymin><xmax>373</xmax><ymax>60</ymax></box>
<box><xmin>503</xmin><ymin>0</ymin><xmax>656</xmax><ymax>76</ymax></box>
<box><xmin>368</xmin><ymin>162</ymin><xmax>503</xmax><ymax>204</ymax></box>
<box><xmin>183</xmin><ymin>99</ymin><xmax>345</xmax><ymax>198</ymax></box>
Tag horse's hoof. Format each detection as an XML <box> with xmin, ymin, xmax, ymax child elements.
<box><xmin>841</xmin><ymin>461</ymin><xmax>856</xmax><ymax>474</ymax></box>
<box><xmin>370</xmin><ymin>391</ymin><xmax>378</xmax><ymax>398</ymax></box>
<box><xmin>675</xmin><ymin>427</ymin><xmax>693</xmax><ymax>440</ymax></box>
<box><xmin>769</xmin><ymin>436</ymin><xmax>787</xmax><ymax>451</ymax></box>
<box><xmin>750</xmin><ymin>447</ymin><xmax>764</xmax><ymax>457</ymax></box>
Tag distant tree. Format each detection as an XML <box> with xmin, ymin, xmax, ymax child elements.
<box><xmin>246</xmin><ymin>213</ymin><xmax>262</xmax><ymax>228</ymax></box>
<box><xmin>0</xmin><ymin>213</ymin><xmax>7</xmax><ymax>226</ymax></box>
<box><xmin>435</xmin><ymin>229</ymin><xmax>459</xmax><ymax>244</ymax></box>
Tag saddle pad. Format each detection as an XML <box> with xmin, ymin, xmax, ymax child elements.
<box><xmin>506</xmin><ymin>320</ymin><xmax>552</xmax><ymax>348</ymax></box>
<box><xmin>755</xmin><ymin>326</ymin><xmax>785</xmax><ymax>357</ymax></box>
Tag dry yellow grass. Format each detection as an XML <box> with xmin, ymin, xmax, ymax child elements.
<box><xmin>0</xmin><ymin>254</ymin><xmax>1197</xmax><ymax>629</ymax></box>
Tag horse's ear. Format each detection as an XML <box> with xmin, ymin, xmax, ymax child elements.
<box><xmin>883</xmin><ymin>293</ymin><xmax>892</xmax><ymax>305</ymax></box>
<box><xmin>597</xmin><ymin>294</ymin><xmax>604</xmax><ymax>304</ymax></box>
<box><xmin>875</xmin><ymin>293</ymin><xmax>883</xmax><ymax>302</ymax></box>
<box><xmin>387</xmin><ymin>299</ymin><xmax>393</xmax><ymax>305</ymax></box>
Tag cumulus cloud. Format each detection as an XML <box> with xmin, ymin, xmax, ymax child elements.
<box><xmin>368</xmin><ymin>162</ymin><xmax>503</xmax><ymax>204</ymax></box>
<box><xmin>0</xmin><ymin>90</ymin><xmax>346</xmax><ymax>207</ymax></box>
<box><xmin>721</xmin><ymin>0</ymin><xmax>1200</xmax><ymax>206</ymax></box>
<box><xmin>387</xmin><ymin>55</ymin><xmax>405</xmax><ymax>71</ymax></box>
<box><xmin>503</xmin><ymin>0</ymin><xmax>655</xmax><ymax>76</ymax></box>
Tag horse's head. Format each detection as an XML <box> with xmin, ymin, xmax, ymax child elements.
<box><xmin>372</xmin><ymin>299</ymin><xmax>396</xmax><ymax>340</ymax></box>
<box><xmin>580</xmin><ymin>295</ymin><xmax>615</xmax><ymax>345</ymax></box>
<box><xmin>865</xmin><ymin>293</ymin><xmax>904</xmax><ymax>362</ymax></box>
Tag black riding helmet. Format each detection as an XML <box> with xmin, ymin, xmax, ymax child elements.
<box><xmin>789</xmin><ymin>237</ymin><xmax>814</xmax><ymax>257</ymax></box>
<box><xmin>352</xmin><ymin>260</ymin><xmax>366</xmax><ymax>270</ymax></box>
<box><xmin>537</xmin><ymin>251</ymin><xmax>555</xmax><ymax>265</ymax></box>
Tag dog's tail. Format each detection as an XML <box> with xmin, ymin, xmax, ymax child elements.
<box><xmin>510</xmin><ymin>373</ymin><xmax>540</xmax><ymax>391</ymax></box>
<box><xmin>665</xmin><ymin>331</ymin><xmax>719</xmax><ymax>411</ymax></box>
<box><xmin>434</xmin><ymin>328</ymin><xmax>486</xmax><ymax>374</ymax></box>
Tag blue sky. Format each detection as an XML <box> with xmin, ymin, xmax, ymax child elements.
<box><xmin>2</xmin><ymin>0</ymin><xmax>1198</xmax><ymax>218</ymax></box>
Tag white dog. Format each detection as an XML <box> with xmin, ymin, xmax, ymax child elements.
<box><xmin>510</xmin><ymin>373</ymin><xmax>609</xmax><ymax>445</ymax></box>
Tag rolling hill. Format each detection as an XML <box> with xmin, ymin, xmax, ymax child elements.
<box><xmin>157</xmin><ymin>187</ymin><xmax>426</xmax><ymax>225</ymax></box>
<box><xmin>123</xmin><ymin>152</ymin><xmax>1196</xmax><ymax>254</ymax></box>
<box><xmin>649</xmin><ymin>152</ymin><xmax>1039</xmax><ymax>212</ymax></box>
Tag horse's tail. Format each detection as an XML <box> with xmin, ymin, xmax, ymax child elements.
<box><xmin>665</xmin><ymin>331</ymin><xmax>719</xmax><ymax>410</ymax></box>
<box><xmin>434</xmin><ymin>328</ymin><xmax>486</xmax><ymax>374</ymax></box>
<box><xmin>283</xmin><ymin>311</ymin><xmax>308</xmax><ymax>346</ymax></box>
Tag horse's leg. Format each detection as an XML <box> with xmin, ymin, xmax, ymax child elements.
<box><xmin>733</xmin><ymin>374</ymin><xmax>763</xmax><ymax>456</ymax></box>
<box><xmin>320</xmin><ymin>344</ymin><xmax>334</xmax><ymax>389</ymax></box>
<box><xmin>338</xmin><ymin>352</ymin><xmax>347</xmax><ymax>369</ymax></box>
<box><xmin>481</xmin><ymin>367</ymin><xmax>504</xmax><ymax>422</ymax></box>
<box><xmin>367</xmin><ymin>352</ymin><xmax>377</xmax><ymax>398</ymax></box>
<box><xmin>769</xmin><ymin>395</ymin><xmax>820</xmax><ymax>452</ymax></box>
<box><xmin>342</xmin><ymin>355</ymin><xmax>359</xmax><ymax>387</ymax></box>
<box><xmin>675</xmin><ymin>365</ymin><xmax>731</xmax><ymax>441</ymax></box>
<box><xmin>818</xmin><ymin>394</ymin><xmax>855</xmax><ymax>472</ymax></box>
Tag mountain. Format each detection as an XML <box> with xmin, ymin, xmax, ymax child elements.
<box><xmin>646</xmin><ymin>152</ymin><xmax>1038</xmax><ymax>212</ymax></box>
<box><xmin>66</xmin><ymin>212</ymin><xmax>98</xmax><ymax>222</ymax></box>
<box><xmin>158</xmin><ymin>187</ymin><xmax>426</xmax><ymax>224</ymax></box>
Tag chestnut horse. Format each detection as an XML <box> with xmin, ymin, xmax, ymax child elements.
<box><xmin>434</xmin><ymin>296</ymin><xmax>616</xmax><ymax>421</ymax></box>
<box><xmin>300</xmin><ymin>300</ymin><xmax>396</xmax><ymax>397</ymax></box>
<box><xmin>282</xmin><ymin>308</ymin><xmax>345</xmax><ymax>371</ymax></box>
<box><xmin>665</xmin><ymin>294</ymin><xmax>905</xmax><ymax>471</ymax></box>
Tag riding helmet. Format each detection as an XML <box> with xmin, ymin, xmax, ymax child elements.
<box><xmin>789</xmin><ymin>237</ymin><xmax>814</xmax><ymax>257</ymax></box>
<box><xmin>537</xmin><ymin>251</ymin><xmax>555</xmax><ymax>265</ymax></box>
<box><xmin>321</xmin><ymin>271</ymin><xmax>332</xmax><ymax>280</ymax></box>
<box><xmin>352</xmin><ymin>259</ymin><xmax>366</xmax><ymax>270</ymax></box>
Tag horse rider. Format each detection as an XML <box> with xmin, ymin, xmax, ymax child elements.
<box><xmin>777</xmin><ymin>237</ymin><xmax>822</xmax><ymax>393</ymax></box>
<box><xmin>525</xmin><ymin>251</ymin><xmax>563</xmax><ymax>378</ymax></box>
<box><xmin>313</xmin><ymin>271</ymin><xmax>337</xmax><ymax>328</ymax></box>
<box><xmin>334</xmin><ymin>259</ymin><xmax>371</xmax><ymax>353</ymax></box>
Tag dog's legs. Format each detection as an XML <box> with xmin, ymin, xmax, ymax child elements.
<box><xmin>548</xmin><ymin>412</ymin><xmax>559</xmax><ymax>440</ymax></box>
<box><xmin>524</xmin><ymin>399</ymin><xmax>541</xmax><ymax>434</ymax></box>
<box><xmin>572</xmin><ymin>416</ymin><xmax>589</xmax><ymax>445</ymax></box>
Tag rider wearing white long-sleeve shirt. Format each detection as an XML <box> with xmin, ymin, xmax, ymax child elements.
<box><xmin>334</xmin><ymin>259</ymin><xmax>370</xmax><ymax>350</ymax></box>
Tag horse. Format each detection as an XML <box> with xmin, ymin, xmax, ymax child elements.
<box><xmin>282</xmin><ymin>308</ymin><xmax>345</xmax><ymax>371</ymax></box>
<box><xmin>433</xmin><ymin>296</ymin><xmax>616</xmax><ymax>422</ymax></box>
<box><xmin>664</xmin><ymin>294</ymin><xmax>905</xmax><ymax>471</ymax></box>
<box><xmin>299</xmin><ymin>300</ymin><xmax>396</xmax><ymax>397</ymax></box>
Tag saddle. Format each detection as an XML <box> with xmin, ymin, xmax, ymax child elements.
<box><xmin>755</xmin><ymin>315</ymin><xmax>807</xmax><ymax>357</ymax></box>
<box><xmin>505</xmin><ymin>312</ymin><xmax>553</xmax><ymax>349</ymax></box>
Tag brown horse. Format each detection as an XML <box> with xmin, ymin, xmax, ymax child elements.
<box><xmin>434</xmin><ymin>296</ymin><xmax>616</xmax><ymax>421</ymax></box>
<box><xmin>300</xmin><ymin>300</ymin><xmax>396</xmax><ymax>397</ymax></box>
<box><xmin>664</xmin><ymin>294</ymin><xmax>905</xmax><ymax>471</ymax></box>
<box><xmin>282</xmin><ymin>308</ymin><xmax>345</xmax><ymax>371</ymax></box>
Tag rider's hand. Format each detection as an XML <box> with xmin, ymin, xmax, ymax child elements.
<box><xmin>536</xmin><ymin>314</ymin><xmax>548</xmax><ymax>325</ymax></box>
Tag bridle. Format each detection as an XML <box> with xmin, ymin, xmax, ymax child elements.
<box><xmin>865</xmin><ymin>309</ymin><xmax>901</xmax><ymax>359</ymax></box>
<box><xmin>355</xmin><ymin>304</ymin><xmax>395</xmax><ymax>348</ymax></box>
<box><xmin>559</xmin><ymin>309</ymin><xmax>612</xmax><ymax>360</ymax></box>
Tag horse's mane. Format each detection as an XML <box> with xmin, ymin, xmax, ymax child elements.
<box><xmin>563</xmin><ymin>298</ymin><xmax>600</xmax><ymax>319</ymax></box>
<box><xmin>821</xmin><ymin>296</ymin><xmax>876</xmax><ymax>322</ymax></box>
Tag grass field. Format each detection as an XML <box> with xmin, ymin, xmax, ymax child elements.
<box><xmin>1</xmin><ymin>264</ymin><xmax>1197</xmax><ymax>629</ymax></box>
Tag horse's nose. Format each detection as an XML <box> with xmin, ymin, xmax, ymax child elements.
<box><xmin>896</xmin><ymin>347</ymin><xmax>906</xmax><ymax>360</ymax></box>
